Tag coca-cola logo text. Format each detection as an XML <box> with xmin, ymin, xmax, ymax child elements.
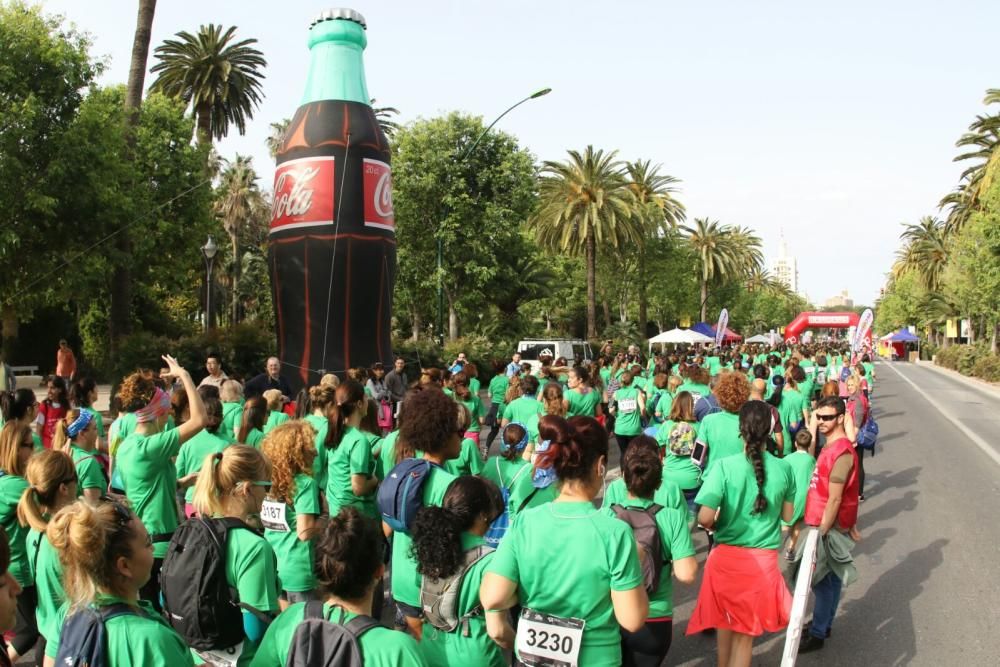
<box><xmin>272</xmin><ymin>167</ymin><xmax>318</xmax><ymax>220</ymax></box>
<box><xmin>270</xmin><ymin>157</ymin><xmax>335</xmax><ymax>233</ymax></box>
<box><xmin>363</xmin><ymin>158</ymin><xmax>395</xmax><ymax>232</ymax></box>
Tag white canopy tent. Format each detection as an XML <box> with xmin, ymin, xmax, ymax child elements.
<box><xmin>648</xmin><ymin>328</ymin><xmax>715</xmax><ymax>353</ymax></box>
<box><xmin>745</xmin><ymin>333</ymin><xmax>771</xmax><ymax>344</ymax></box>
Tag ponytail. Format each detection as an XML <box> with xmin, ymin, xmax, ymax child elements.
<box><xmin>192</xmin><ymin>445</ymin><xmax>271</xmax><ymax>517</ymax></box>
<box><xmin>452</xmin><ymin>373</ymin><xmax>471</xmax><ymax>401</ymax></box>
<box><xmin>18</xmin><ymin>450</ymin><xmax>77</xmax><ymax>531</ymax></box>
<box><xmin>52</xmin><ymin>414</ymin><xmax>72</xmax><ymax>452</ymax></box>
<box><xmin>739</xmin><ymin>400</ymin><xmax>774</xmax><ymax>515</ymax></box>
<box><xmin>326</xmin><ymin>380</ymin><xmax>366</xmax><ymax>449</ymax></box>
<box><xmin>535</xmin><ymin>415</ymin><xmax>607</xmax><ymax>483</ymax></box>
<box><xmin>747</xmin><ymin>442</ymin><xmax>768</xmax><ymax>514</ymax></box>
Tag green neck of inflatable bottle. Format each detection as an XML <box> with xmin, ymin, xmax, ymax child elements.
<box><xmin>301</xmin><ymin>19</ymin><xmax>370</xmax><ymax>105</ymax></box>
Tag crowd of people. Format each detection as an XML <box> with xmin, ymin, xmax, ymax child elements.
<box><xmin>0</xmin><ymin>340</ymin><xmax>876</xmax><ymax>666</ymax></box>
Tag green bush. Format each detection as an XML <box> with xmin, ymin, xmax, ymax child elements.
<box><xmin>921</xmin><ymin>342</ymin><xmax>938</xmax><ymax>361</ymax></box>
<box><xmin>972</xmin><ymin>355</ymin><xmax>1000</xmax><ymax>382</ymax></box>
<box><xmin>935</xmin><ymin>343</ymin><xmax>995</xmax><ymax>377</ymax></box>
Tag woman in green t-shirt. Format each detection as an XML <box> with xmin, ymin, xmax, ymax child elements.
<box><xmin>447</xmin><ymin>406</ymin><xmax>484</xmax><ymax>477</ymax></box>
<box><xmin>412</xmin><ymin>476</ymin><xmax>505</xmax><ymax>667</ymax></box>
<box><xmin>564</xmin><ymin>366</ymin><xmax>602</xmax><ymax>419</ymax></box>
<box><xmin>482</xmin><ymin>423</ymin><xmax>557</xmax><ymax>528</ymax></box>
<box><xmin>250</xmin><ymin>507</ymin><xmax>428</xmax><ymax>667</ymax></box>
<box><xmin>261</xmin><ymin>390</ymin><xmax>290</xmax><ymax>435</ymax></box>
<box><xmin>687</xmin><ymin>401</ymin><xmax>796</xmax><ymax>667</ymax></box>
<box><xmin>18</xmin><ymin>449</ymin><xmax>78</xmax><ymax>664</ymax></box>
<box><xmin>612</xmin><ymin>371</ymin><xmax>646</xmax><ymax>456</ymax></box>
<box><xmin>53</xmin><ymin>408</ymin><xmax>107</xmax><ymax>503</ymax></box>
<box><xmin>483</xmin><ymin>361</ymin><xmax>510</xmax><ymax>455</ymax></box>
<box><xmin>261</xmin><ymin>421</ymin><xmax>321</xmax><ymax>606</ymax></box>
<box><xmin>323</xmin><ymin>381</ymin><xmax>379</xmax><ymax>520</ymax></box>
<box><xmin>191</xmin><ymin>445</ymin><xmax>279</xmax><ymax>666</ymax></box>
<box><xmin>304</xmin><ymin>384</ymin><xmax>334</xmax><ymax>494</ymax></box>
<box><xmin>48</xmin><ymin>499</ymin><xmax>195</xmax><ymax>667</ymax></box>
<box><xmin>656</xmin><ymin>391</ymin><xmax>702</xmax><ymax>507</ymax></box>
<box><xmin>237</xmin><ymin>397</ymin><xmax>267</xmax><ymax>449</ymax></box>
<box><xmin>481</xmin><ymin>414</ymin><xmax>649</xmax><ymax>666</ymax></box>
<box><xmin>452</xmin><ymin>373</ymin><xmax>485</xmax><ymax>446</ymax></box>
<box><xmin>611</xmin><ymin>439</ymin><xmax>697</xmax><ymax>666</ymax></box>
<box><xmin>0</xmin><ymin>421</ymin><xmax>40</xmax><ymax>661</ymax></box>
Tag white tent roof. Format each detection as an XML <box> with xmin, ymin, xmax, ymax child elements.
<box><xmin>648</xmin><ymin>328</ymin><xmax>715</xmax><ymax>347</ymax></box>
<box><xmin>745</xmin><ymin>333</ymin><xmax>771</xmax><ymax>343</ymax></box>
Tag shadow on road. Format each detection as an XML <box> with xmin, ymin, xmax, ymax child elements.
<box><xmin>861</xmin><ymin>490</ymin><xmax>919</xmax><ymax>528</ymax></box>
<box><xmin>853</xmin><ymin>526</ymin><xmax>897</xmax><ymax>557</ymax></box>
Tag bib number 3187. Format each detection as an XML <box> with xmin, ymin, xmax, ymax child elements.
<box><xmin>515</xmin><ymin>609</ymin><xmax>585</xmax><ymax>667</ymax></box>
<box><xmin>260</xmin><ymin>499</ymin><xmax>289</xmax><ymax>532</ymax></box>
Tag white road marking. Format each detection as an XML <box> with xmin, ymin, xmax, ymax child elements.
<box><xmin>882</xmin><ymin>362</ymin><xmax>1000</xmax><ymax>468</ymax></box>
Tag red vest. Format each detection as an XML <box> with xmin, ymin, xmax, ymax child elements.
<box><xmin>804</xmin><ymin>437</ymin><xmax>860</xmax><ymax>530</ymax></box>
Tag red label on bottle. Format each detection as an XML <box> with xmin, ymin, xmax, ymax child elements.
<box><xmin>270</xmin><ymin>156</ymin><xmax>336</xmax><ymax>233</ymax></box>
<box><xmin>363</xmin><ymin>158</ymin><xmax>395</xmax><ymax>232</ymax></box>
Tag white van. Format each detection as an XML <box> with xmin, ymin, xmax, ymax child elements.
<box><xmin>516</xmin><ymin>339</ymin><xmax>594</xmax><ymax>373</ymax></box>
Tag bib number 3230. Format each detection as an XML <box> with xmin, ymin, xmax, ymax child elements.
<box><xmin>515</xmin><ymin>608</ymin><xmax>585</xmax><ymax>667</ymax></box>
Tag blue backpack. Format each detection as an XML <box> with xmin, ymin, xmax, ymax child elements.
<box><xmin>55</xmin><ymin>604</ymin><xmax>139</xmax><ymax>667</ymax></box>
<box><xmin>484</xmin><ymin>460</ymin><xmax>536</xmax><ymax>547</ymax></box>
<box><xmin>857</xmin><ymin>413</ymin><xmax>879</xmax><ymax>453</ymax></box>
<box><xmin>377</xmin><ymin>459</ymin><xmax>440</xmax><ymax>533</ymax></box>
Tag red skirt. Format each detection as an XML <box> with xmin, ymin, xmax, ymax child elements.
<box><xmin>686</xmin><ymin>544</ymin><xmax>791</xmax><ymax>636</ymax></box>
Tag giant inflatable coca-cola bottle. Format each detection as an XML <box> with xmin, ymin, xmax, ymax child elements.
<box><xmin>269</xmin><ymin>8</ymin><xmax>394</xmax><ymax>391</ymax></box>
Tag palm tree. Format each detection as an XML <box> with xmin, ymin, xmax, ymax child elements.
<box><xmin>215</xmin><ymin>155</ymin><xmax>265</xmax><ymax>324</ymax></box>
<box><xmin>150</xmin><ymin>24</ymin><xmax>266</xmax><ymax>146</ymax></box>
<box><xmin>371</xmin><ymin>98</ymin><xmax>400</xmax><ymax>140</ymax></box>
<box><xmin>683</xmin><ymin>218</ymin><xmax>740</xmax><ymax>321</ymax></box>
<box><xmin>895</xmin><ymin>216</ymin><xmax>948</xmax><ymax>292</ymax></box>
<box><xmin>625</xmin><ymin>160</ymin><xmax>685</xmax><ymax>335</ymax></box>
<box><xmin>529</xmin><ymin>147</ymin><xmax>637</xmax><ymax>338</ymax></box>
<box><xmin>941</xmin><ymin>89</ymin><xmax>1000</xmax><ymax>233</ymax></box>
<box><xmin>266</xmin><ymin>118</ymin><xmax>290</xmax><ymax>159</ymax></box>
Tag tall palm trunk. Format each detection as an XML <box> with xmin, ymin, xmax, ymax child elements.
<box><xmin>637</xmin><ymin>243</ymin><xmax>648</xmax><ymax>337</ymax></box>
<box><xmin>231</xmin><ymin>231</ymin><xmax>240</xmax><ymax>325</ymax></box>
<box><xmin>196</xmin><ymin>102</ymin><xmax>212</xmax><ymax>146</ymax></box>
<box><xmin>585</xmin><ymin>231</ymin><xmax>597</xmax><ymax>339</ymax></box>
<box><xmin>112</xmin><ymin>0</ymin><xmax>157</xmax><ymax>358</ymax></box>
<box><xmin>700</xmin><ymin>280</ymin><xmax>708</xmax><ymax>322</ymax></box>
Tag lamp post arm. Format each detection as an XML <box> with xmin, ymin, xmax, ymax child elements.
<box><xmin>459</xmin><ymin>94</ymin><xmax>536</xmax><ymax>163</ymax></box>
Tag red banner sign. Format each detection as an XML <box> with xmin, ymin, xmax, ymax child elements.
<box><xmin>363</xmin><ymin>158</ymin><xmax>395</xmax><ymax>232</ymax></box>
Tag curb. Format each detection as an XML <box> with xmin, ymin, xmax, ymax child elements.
<box><xmin>912</xmin><ymin>360</ymin><xmax>1000</xmax><ymax>399</ymax></box>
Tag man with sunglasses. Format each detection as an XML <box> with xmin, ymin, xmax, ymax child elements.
<box><xmin>799</xmin><ymin>396</ymin><xmax>861</xmax><ymax>654</ymax></box>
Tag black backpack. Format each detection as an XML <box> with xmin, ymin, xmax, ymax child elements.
<box><xmin>285</xmin><ymin>602</ymin><xmax>381</xmax><ymax>667</ymax></box>
<box><xmin>160</xmin><ymin>516</ymin><xmax>256</xmax><ymax>651</ymax></box>
<box><xmin>54</xmin><ymin>604</ymin><xmax>139</xmax><ymax>667</ymax></box>
<box><xmin>610</xmin><ymin>503</ymin><xmax>665</xmax><ymax>593</ymax></box>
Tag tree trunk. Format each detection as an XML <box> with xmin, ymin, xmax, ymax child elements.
<box><xmin>585</xmin><ymin>231</ymin><xmax>597</xmax><ymax>339</ymax></box>
<box><xmin>700</xmin><ymin>280</ymin><xmax>708</xmax><ymax>323</ymax></box>
<box><xmin>196</xmin><ymin>102</ymin><xmax>212</xmax><ymax>147</ymax></box>
<box><xmin>992</xmin><ymin>322</ymin><xmax>998</xmax><ymax>355</ymax></box>
<box><xmin>602</xmin><ymin>298</ymin><xmax>612</xmax><ymax>332</ymax></box>
<box><xmin>410</xmin><ymin>308</ymin><xmax>421</xmax><ymax>342</ymax></box>
<box><xmin>231</xmin><ymin>233</ymin><xmax>240</xmax><ymax>326</ymax></box>
<box><xmin>111</xmin><ymin>0</ymin><xmax>157</xmax><ymax>360</ymax></box>
<box><xmin>637</xmin><ymin>243</ymin><xmax>648</xmax><ymax>337</ymax></box>
<box><xmin>1</xmin><ymin>305</ymin><xmax>17</xmax><ymax>360</ymax></box>
<box><xmin>448</xmin><ymin>302</ymin><xmax>458</xmax><ymax>342</ymax></box>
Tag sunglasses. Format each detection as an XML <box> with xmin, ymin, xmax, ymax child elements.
<box><xmin>816</xmin><ymin>413</ymin><xmax>840</xmax><ymax>422</ymax></box>
<box><xmin>250</xmin><ymin>480</ymin><xmax>272</xmax><ymax>493</ymax></box>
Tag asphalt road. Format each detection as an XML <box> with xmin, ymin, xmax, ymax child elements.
<box><xmin>659</xmin><ymin>361</ymin><xmax>1000</xmax><ymax>666</ymax></box>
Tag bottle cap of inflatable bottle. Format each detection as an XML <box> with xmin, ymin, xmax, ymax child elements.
<box><xmin>302</xmin><ymin>8</ymin><xmax>370</xmax><ymax>106</ymax></box>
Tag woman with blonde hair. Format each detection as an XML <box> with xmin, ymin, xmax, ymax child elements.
<box><xmin>237</xmin><ymin>397</ymin><xmax>268</xmax><ymax>448</ymax></box>
<box><xmin>0</xmin><ymin>422</ymin><xmax>37</xmax><ymax>662</ymax></box>
<box><xmin>323</xmin><ymin>381</ymin><xmax>378</xmax><ymax>519</ymax></box>
<box><xmin>186</xmin><ymin>445</ymin><xmax>279</xmax><ymax>666</ymax></box>
<box><xmin>51</xmin><ymin>409</ymin><xmax>106</xmax><ymax>503</ymax></box>
<box><xmin>261</xmin><ymin>390</ymin><xmax>289</xmax><ymax>434</ymax></box>
<box><xmin>305</xmin><ymin>384</ymin><xmax>334</xmax><ymax>494</ymax></box>
<box><xmin>541</xmin><ymin>381</ymin><xmax>567</xmax><ymax>418</ymax></box>
<box><xmin>261</xmin><ymin>422</ymin><xmax>322</xmax><ymax>607</ymax></box>
<box><xmin>47</xmin><ymin>500</ymin><xmax>193</xmax><ymax>666</ymax></box>
<box><xmin>17</xmin><ymin>450</ymin><xmax>77</xmax><ymax>666</ymax></box>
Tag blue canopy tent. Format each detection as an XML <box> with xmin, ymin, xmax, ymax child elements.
<box><xmin>691</xmin><ymin>321</ymin><xmax>742</xmax><ymax>343</ymax></box>
<box><xmin>888</xmin><ymin>328</ymin><xmax>920</xmax><ymax>360</ymax></box>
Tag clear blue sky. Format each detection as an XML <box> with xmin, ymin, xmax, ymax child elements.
<box><xmin>38</xmin><ymin>0</ymin><xmax>1000</xmax><ymax>306</ymax></box>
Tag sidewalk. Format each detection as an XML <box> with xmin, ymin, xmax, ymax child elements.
<box><xmin>912</xmin><ymin>359</ymin><xmax>1000</xmax><ymax>399</ymax></box>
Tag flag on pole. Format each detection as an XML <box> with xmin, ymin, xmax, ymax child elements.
<box><xmin>715</xmin><ymin>308</ymin><xmax>729</xmax><ymax>348</ymax></box>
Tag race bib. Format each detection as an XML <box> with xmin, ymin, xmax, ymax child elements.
<box><xmin>515</xmin><ymin>608</ymin><xmax>585</xmax><ymax>666</ymax></box>
<box><xmin>260</xmin><ymin>499</ymin><xmax>289</xmax><ymax>532</ymax></box>
<box><xmin>197</xmin><ymin>641</ymin><xmax>243</xmax><ymax>667</ymax></box>
<box><xmin>618</xmin><ymin>398</ymin><xmax>638</xmax><ymax>413</ymax></box>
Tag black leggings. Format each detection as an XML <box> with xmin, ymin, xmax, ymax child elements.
<box><xmin>139</xmin><ymin>557</ymin><xmax>164</xmax><ymax>612</ymax></box>
<box><xmin>857</xmin><ymin>446</ymin><xmax>867</xmax><ymax>495</ymax></box>
<box><xmin>12</xmin><ymin>584</ymin><xmax>40</xmax><ymax>657</ymax></box>
<box><xmin>484</xmin><ymin>404</ymin><xmax>502</xmax><ymax>456</ymax></box>
<box><xmin>615</xmin><ymin>433</ymin><xmax>636</xmax><ymax>458</ymax></box>
<box><xmin>621</xmin><ymin>618</ymin><xmax>673</xmax><ymax>667</ymax></box>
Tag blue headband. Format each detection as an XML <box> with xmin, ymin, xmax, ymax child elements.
<box><xmin>66</xmin><ymin>410</ymin><xmax>94</xmax><ymax>438</ymax></box>
<box><xmin>500</xmin><ymin>422</ymin><xmax>530</xmax><ymax>454</ymax></box>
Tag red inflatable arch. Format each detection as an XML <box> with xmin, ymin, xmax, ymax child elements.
<box><xmin>784</xmin><ymin>311</ymin><xmax>868</xmax><ymax>345</ymax></box>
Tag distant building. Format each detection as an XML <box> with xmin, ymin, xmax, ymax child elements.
<box><xmin>825</xmin><ymin>290</ymin><xmax>854</xmax><ymax>309</ymax></box>
<box><xmin>769</xmin><ymin>235</ymin><xmax>799</xmax><ymax>294</ymax></box>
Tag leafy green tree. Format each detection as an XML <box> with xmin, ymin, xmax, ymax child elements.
<box><xmin>215</xmin><ymin>155</ymin><xmax>266</xmax><ymax>324</ymax></box>
<box><xmin>0</xmin><ymin>2</ymin><xmax>100</xmax><ymax>355</ymax></box>
<box><xmin>530</xmin><ymin>146</ymin><xmax>638</xmax><ymax>338</ymax></box>
<box><xmin>392</xmin><ymin>113</ymin><xmax>537</xmax><ymax>341</ymax></box>
<box><xmin>150</xmin><ymin>24</ymin><xmax>266</xmax><ymax>146</ymax></box>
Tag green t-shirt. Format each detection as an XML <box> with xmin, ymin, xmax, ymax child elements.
<box><xmin>242</xmin><ymin>428</ymin><xmax>264</xmax><ymax>449</ymax></box>
<box><xmin>502</xmin><ymin>396</ymin><xmax>544</xmax><ymax>425</ymax></box>
<box><xmin>487</xmin><ymin>501</ymin><xmax>643</xmax><ymax>666</ymax></box>
<box><xmin>655</xmin><ymin>418</ymin><xmax>702</xmax><ymax>490</ymax></box>
<box><xmin>565</xmin><ymin>387</ymin><xmax>600</xmax><ymax>418</ymax></box>
<box><xmin>326</xmin><ymin>426</ymin><xmax>377</xmax><ymax>519</ymax></box>
<box><xmin>782</xmin><ymin>450</ymin><xmax>817</xmax><ymax>526</ymax></box>
<box><xmin>603</xmin><ymin>500</ymin><xmax>694</xmax><ymax>618</ymax></box>
<box><xmin>175</xmin><ymin>429</ymin><xmax>230</xmax><ymax>503</ymax></box>
<box><xmin>695</xmin><ymin>452</ymin><xmax>795</xmax><ymax>550</ymax></box>
<box><xmin>222</xmin><ymin>402</ymin><xmax>243</xmax><ymax>441</ymax></box>
<box><xmin>677</xmin><ymin>381</ymin><xmax>711</xmax><ymax>403</ymax></box>
<box><xmin>390</xmin><ymin>464</ymin><xmax>457</xmax><ymax>607</ymax></box>
<box><xmin>250</xmin><ymin>602</ymin><xmax>427</xmax><ymax>667</ymax></box>
<box><xmin>778</xmin><ymin>388</ymin><xmax>809</xmax><ymax>455</ymax></box>
<box><xmin>420</xmin><ymin>533</ymin><xmax>504</xmax><ymax>667</ymax></box>
<box><xmin>613</xmin><ymin>386</ymin><xmax>642</xmax><ymax>436</ymax></box>
<box><xmin>698</xmin><ymin>411</ymin><xmax>743</xmax><ymax>476</ymax></box>
<box><xmin>110</xmin><ymin>412</ymin><xmax>137</xmax><ymax>455</ymax></box>
<box><xmin>481</xmin><ymin>456</ymin><xmax>557</xmax><ymax>525</ymax></box>
<box><xmin>28</xmin><ymin>528</ymin><xmax>66</xmax><ymax>655</ymax></box>
<box><xmin>646</xmin><ymin>388</ymin><xmax>672</xmax><ymax>423</ymax></box>
<box><xmin>707</xmin><ymin>357</ymin><xmax>722</xmax><ymax>376</ymax></box>
<box><xmin>469</xmin><ymin>376</ymin><xmax>481</xmax><ymax>396</ymax></box>
<box><xmin>304</xmin><ymin>414</ymin><xmax>330</xmax><ymax>492</ymax></box>
<box><xmin>116</xmin><ymin>428</ymin><xmax>182</xmax><ymax>558</ymax></box>
<box><xmin>49</xmin><ymin>597</ymin><xmax>194</xmax><ymax>667</ymax></box>
<box><xmin>457</xmin><ymin>396</ymin><xmax>484</xmax><ymax>433</ymax></box>
<box><xmin>862</xmin><ymin>361</ymin><xmax>875</xmax><ymax>388</ymax></box>
<box><xmin>70</xmin><ymin>443</ymin><xmax>108</xmax><ymax>493</ymax></box>
<box><xmin>264</xmin><ymin>473</ymin><xmax>320</xmax><ymax>593</ymax></box>
<box><xmin>263</xmin><ymin>410</ymin><xmax>289</xmax><ymax>434</ymax></box>
<box><xmin>488</xmin><ymin>374</ymin><xmax>508</xmax><ymax>409</ymax></box>
<box><xmin>445</xmin><ymin>438</ymin><xmax>484</xmax><ymax>477</ymax></box>
<box><xmin>217</xmin><ymin>525</ymin><xmax>281</xmax><ymax>667</ymax></box>
<box><xmin>601</xmin><ymin>477</ymin><xmax>685</xmax><ymax>513</ymax></box>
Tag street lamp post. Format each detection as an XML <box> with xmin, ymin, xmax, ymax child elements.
<box><xmin>202</xmin><ymin>236</ymin><xmax>218</xmax><ymax>330</ymax></box>
<box><xmin>436</xmin><ymin>87</ymin><xmax>551</xmax><ymax>345</ymax></box>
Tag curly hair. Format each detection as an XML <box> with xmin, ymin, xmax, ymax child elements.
<box><xmin>410</xmin><ymin>476</ymin><xmax>502</xmax><ymax>580</ymax></box>
<box><xmin>315</xmin><ymin>507</ymin><xmax>383</xmax><ymax>600</ymax></box>
<box><xmin>262</xmin><ymin>421</ymin><xmax>317</xmax><ymax>506</ymax></box>
<box><xmin>399</xmin><ymin>387</ymin><xmax>458</xmax><ymax>455</ymax></box>
<box><xmin>715</xmin><ymin>371</ymin><xmax>751</xmax><ymax>414</ymax></box>
<box><xmin>542</xmin><ymin>382</ymin><xmax>566</xmax><ymax>417</ymax></box>
<box><xmin>117</xmin><ymin>370</ymin><xmax>157</xmax><ymax>412</ymax></box>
